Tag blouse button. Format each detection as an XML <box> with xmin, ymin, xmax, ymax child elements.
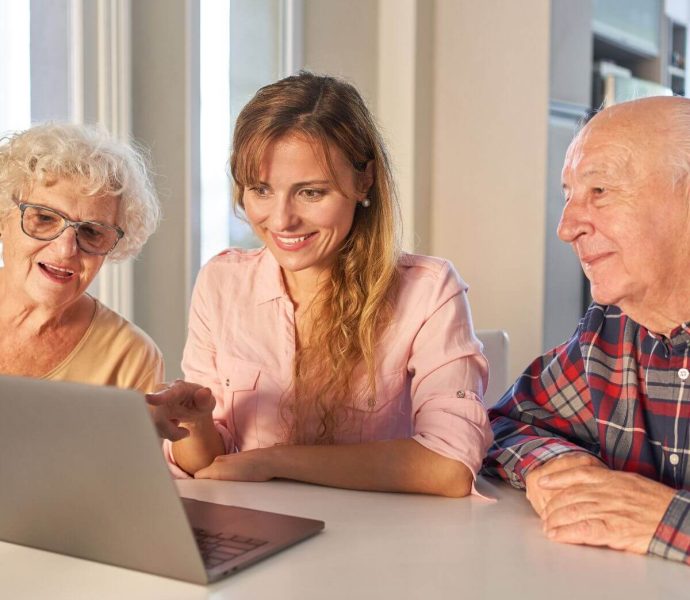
<box><xmin>456</xmin><ymin>390</ymin><xmax>466</xmax><ymax>398</ymax></box>
<box><xmin>678</xmin><ymin>368</ymin><xmax>689</xmax><ymax>381</ymax></box>
<box><xmin>670</xmin><ymin>453</ymin><xmax>680</xmax><ymax>466</ymax></box>
<box><xmin>225</xmin><ymin>378</ymin><xmax>230</xmax><ymax>387</ymax></box>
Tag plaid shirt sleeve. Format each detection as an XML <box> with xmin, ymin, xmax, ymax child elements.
<box><xmin>484</xmin><ymin>318</ymin><xmax>602</xmax><ymax>489</ymax></box>
<box><xmin>649</xmin><ymin>490</ymin><xmax>690</xmax><ymax>564</ymax></box>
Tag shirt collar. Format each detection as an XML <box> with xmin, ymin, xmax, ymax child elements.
<box><xmin>668</xmin><ymin>323</ymin><xmax>690</xmax><ymax>352</ymax></box>
<box><xmin>254</xmin><ymin>247</ymin><xmax>289</xmax><ymax>305</ymax></box>
<box><xmin>645</xmin><ymin>322</ymin><xmax>690</xmax><ymax>353</ymax></box>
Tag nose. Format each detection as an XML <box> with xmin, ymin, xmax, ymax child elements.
<box><xmin>557</xmin><ymin>195</ymin><xmax>593</xmax><ymax>244</ymax></box>
<box><xmin>52</xmin><ymin>224</ymin><xmax>80</xmax><ymax>257</ymax></box>
<box><xmin>269</xmin><ymin>194</ymin><xmax>299</xmax><ymax>232</ymax></box>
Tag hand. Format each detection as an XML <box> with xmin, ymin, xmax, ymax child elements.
<box><xmin>145</xmin><ymin>379</ymin><xmax>215</xmax><ymax>441</ymax></box>
<box><xmin>540</xmin><ymin>467</ymin><xmax>676</xmax><ymax>554</ymax></box>
<box><xmin>194</xmin><ymin>447</ymin><xmax>276</xmax><ymax>482</ymax></box>
<box><xmin>525</xmin><ymin>452</ymin><xmax>605</xmax><ymax>517</ymax></box>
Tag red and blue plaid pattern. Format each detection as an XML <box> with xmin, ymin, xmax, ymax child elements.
<box><xmin>485</xmin><ymin>303</ymin><xmax>690</xmax><ymax>564</ymax></box>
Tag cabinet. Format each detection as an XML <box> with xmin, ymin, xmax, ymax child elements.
<box><xmin>591</xmin><ymin>0</ymin><xmax>681</xmax><ymax>107</ymax></box>
<box><xmin>669</xmin><ymin>19</ymin><xmax>687</xmax><ymax>94</ymax></box>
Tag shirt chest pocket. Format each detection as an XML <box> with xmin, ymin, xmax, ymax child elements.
<box><xmin>350</xmin><ymin>368</ymin><xmax>409</xmax><ymax>441</ymax></box>
<box><xmin>218</xmin><ymin>357</ymin><xmax>261</xmax><ymax>450</ymax></box>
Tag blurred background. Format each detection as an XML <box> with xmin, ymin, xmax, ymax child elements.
<box><xmin>0</xmin><ymin>0</ymin><xmax>687</xmax><ymax>379</ymax></box>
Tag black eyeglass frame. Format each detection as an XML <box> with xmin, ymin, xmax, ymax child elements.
<box><xmin>17</xmin><ymin>202</ymin><xmax>125</xmax><ymax>256</ymax></box>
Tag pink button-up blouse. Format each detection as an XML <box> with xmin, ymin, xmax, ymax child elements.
<box><xmin>165</xmin><ymin>248</ymin><xmax>493</xmax><ymax>478</ymax></box>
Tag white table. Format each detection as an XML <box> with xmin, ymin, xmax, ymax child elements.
<box><xmin>1</xmin><ymin>477</ymin><xmax>687</xmax><ymax>599</ymax></box>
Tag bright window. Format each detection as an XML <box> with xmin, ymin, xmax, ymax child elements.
<box><xmin>0</xmin><ymin>0</ymin><xmax>31</xmax><ymax>135</ymax></box>
<box><xmin>199</xmin><ymin>0</ymin><xmax>301</xmax><ymax>265</ymax></box>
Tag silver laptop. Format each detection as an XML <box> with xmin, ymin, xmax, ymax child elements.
<box><xmin>0</xmin><ymin>375</ymin><xmax>324</xmax><ymax>585</ymax></box>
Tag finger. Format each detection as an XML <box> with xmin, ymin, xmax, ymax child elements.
<box><xmin>194</xmin><ymin>467</ymin><xmax>212</xmax><ymax>479</ymax></box>
<box><xmin>145</xmin><ymin>384</ymin><xmax>187</xmax><ymax>405</ymax></box>
<box><xmin>539</xmin><ymin>466</ymin><xmax>609</xmax><ymax>489</ymax></box>
<box><xmin>156</xmin><ymin>420</ymin><xmax>190</xmax><ymax>442</ymax></box>
<box><xmin>194</xmin><ymin>459</ymin><xmax>226</xmax><ymax>480</ymax></box>
<box><xmin>545</xmin><ymin>518</ymin><xmax>610</xmax><ymax>547</ymax></box>
<box><xmin>537</xmin><ymin>453</ymin><xmax>603</xmax><ymax>478</ymax></box>
<box><xmin>527</xmin><ymin>458</ymin><xmax>593</xmax><ymax>516</ymax></box>
<box><xmin>193</xmin><ymin>387</ymin><xmax>215</xmax><ymax>411</ymax></box>
<box><xmin>147</xmin><ymin>379</ymin><xmax>206</xmax><ymax>402</ymax></box>
<box><xmin>542</xmin><ymin>482</ymin><xmax>608</xmax><ymax>517</ymax></box>
<box><xmin>543</xmin><ymin>500</ymin><xmax>603</xmax><ymax>529</ymax></box>
<box><xmin>145</xmin><ymin>390</ymin><xmax>171</xmax><ymax>405</ymax></box>
<box><xmin>527</xmin><ymin>456</ymin><xmax>586</xmax><ymax>487</ymax></box>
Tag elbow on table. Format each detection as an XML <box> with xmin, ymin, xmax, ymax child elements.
<box><xmin>428</xmin><ymin>460</ymin><xmax>474</xmax><ymax>498</ymax></box>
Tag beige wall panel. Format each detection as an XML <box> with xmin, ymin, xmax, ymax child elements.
<box><xmin>302</xmin><ymin>0</ymin><xmax>379</xmax><ymax>111</ymax></box>
<box><xmin>431</xmin><ymin>0</ymin><xmax>551</xmax><ymax>379</ymax></box>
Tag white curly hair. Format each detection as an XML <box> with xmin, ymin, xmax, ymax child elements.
<box><xmin>0</xmin><ymin>122</ymin><xmax>160</xmax><ymax>261</ymax></box>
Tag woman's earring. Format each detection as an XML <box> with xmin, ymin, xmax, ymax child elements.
<box><xmin>361</xmin><ymin>198</ymin><xmax>371</xmax><ymax>208</ymax></box>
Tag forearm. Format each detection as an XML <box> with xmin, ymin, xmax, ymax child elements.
<box><xmin>172</xmin><ymin>415</ymin><xmax>225</xmax><ymax>475</ymax></box>
<box><xmin>268</xmin><ymin>438</ymin><xmax>473</xmax><ymax>497</ymax></box>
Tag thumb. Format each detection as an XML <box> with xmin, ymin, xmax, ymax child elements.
<box><xmin>194</xmin><ymin>387</ymin><xmax>215</xmax><ymax>410</ymax></box>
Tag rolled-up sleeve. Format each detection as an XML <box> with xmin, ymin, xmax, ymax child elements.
<box><xmin>407</xmin><ymin>261</ymin><xmax>492</xmax><ymax>477</ymax></box>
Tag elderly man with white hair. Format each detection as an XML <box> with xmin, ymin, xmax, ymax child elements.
<box><xmin>0</xmin><ymin>123</ymin><xmax>163</xmax><ymax>391</ymax></box>
<box><xmin>486</xmin><ymin>96</ymin><xmax>690</xmax><ymax>565</ymax></box>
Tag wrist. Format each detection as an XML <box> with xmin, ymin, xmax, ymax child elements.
<box><xmin>264</xmin><ymin>444</ymin><xmax>285</xmax><ymax>479</ymax></box>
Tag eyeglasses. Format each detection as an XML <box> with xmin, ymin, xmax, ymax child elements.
<box><xmin>17</xmin><ymin>202</ymin><xmax>124</xmax><ymax>256</ymax></box>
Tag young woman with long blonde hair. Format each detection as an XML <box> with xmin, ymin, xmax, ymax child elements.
<box><xmin>149</xmin><ymin>72</ymin><xmax>491</xmax><ymax>497</ymax></box>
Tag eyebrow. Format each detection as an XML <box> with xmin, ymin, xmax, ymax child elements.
<box><xmin>255</xmin><ymin>179</ymin><xmax>332</xmax><ymax>187</ymax></box>
<box><xmin>579</xmin><ymin>168</ymin><xmax>610</xmax><ymax>178</ymax></box>
<box><xmin>561</xmin><ymin>167</ymin><xmax>613</xmax><ymax>186</ymax></box>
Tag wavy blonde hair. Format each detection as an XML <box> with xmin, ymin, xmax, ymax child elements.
<box><xmin>0</xmin><ymin>122</ymin><xmax>160</xmax><ymax>261</ymax></box>
<box><xmin>230</xmin><ymin>72</ymin><xmax>402</xmax><ymax>444</ymax></box>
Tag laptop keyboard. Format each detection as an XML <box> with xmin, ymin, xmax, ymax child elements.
<box><xmin>193</xmin><ymin>527</ymin><xmax>268</xmax><ymax>569</ymax></box>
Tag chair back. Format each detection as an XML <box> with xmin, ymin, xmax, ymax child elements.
<box><xmin>476</xmin><ymin>329</ymin><xmax>509</xmax><ymax>408</ymax></box>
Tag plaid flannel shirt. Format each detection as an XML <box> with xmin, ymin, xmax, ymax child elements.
<box><xmin>485</xmin><ymin>303</ymin><xmax>690</xmax><ymax>564</ymax></box>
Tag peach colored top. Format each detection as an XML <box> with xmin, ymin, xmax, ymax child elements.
<box><xmin>165</xmin><ymin>248</ymin><xmax>492</xmax><ymax>478</ymax></box>
<box><xmin>46</xmin><ymin>298</ymin><xmax>164</xmax><ymax>393</ymax></box>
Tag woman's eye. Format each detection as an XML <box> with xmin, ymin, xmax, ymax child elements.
<box><xmin>80</xmin><ymin>225</ymin><xmax>103</xmax><ymax>240</ymax></box>
<box><xmin>592</xmin><ymin>187</ymin><xmax>605</xmax><ymax>195</ymax></box>
<box><xmin>249</xmin><ymin>185</ymin><xmax>270</xmax><ymax>197</ymax></box>
<box><xmin>37</xmin><ymin>213</ymin><xmax>58</xmax><ymax>223</ymax></box>
<box><xmin>299</xmin><ymin>188</ymin><xmax>325</xmax><ymax>201</ymax></box>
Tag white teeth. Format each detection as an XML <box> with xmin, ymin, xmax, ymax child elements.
<box><xmin>42</xmin><ymin>263</ymin><xmax>74</xmax><ymax>276</ymax></box>
<box><xmin>277</xmin><ymin>234</ymin><xmax>309</xmax><ymax>245</ymax></box>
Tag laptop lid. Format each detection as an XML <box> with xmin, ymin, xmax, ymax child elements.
<box><xmin>0</xmin><ymin>375</ymin><xmax>323</xmax><ymax>584</ymax></box>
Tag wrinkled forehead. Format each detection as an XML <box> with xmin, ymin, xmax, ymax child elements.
<box><xmin>562</xmin><ymin>120</ymin><xmax>641</xmax><ymax>183</ymax></box>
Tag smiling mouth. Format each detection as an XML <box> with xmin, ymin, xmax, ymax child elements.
<box><xmin>580</xmin><ymin>253</ymin><xmax>612</xmax><ymax>269</ymax></box>
<box><xmin>275</xmin><ymin>233</ymin><xmax>315</xmax><ymax>245</ymax></box>
<box><xmin>39</xmin><ymin>262</ymin><xmax>75</xmax><ymax>280</ymax></box>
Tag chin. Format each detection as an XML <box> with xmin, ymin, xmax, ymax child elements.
<box><xmin>589</xmin><ymin>283</ymin><xmax>624</xmax><ymax>308</ymax></box>
<box><xmin>27</xmin><ymin>281</ymin><xmax>82</xmax><ymax>307</ymax></box>
<box><xmin>269</xmin><ymin>250</ymin><xmax>317</xmax><ymax>273</ymax></box>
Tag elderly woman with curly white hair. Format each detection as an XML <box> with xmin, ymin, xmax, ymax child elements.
<box><xmin>0</xmin><ymin>122</ymin><xmax>163</xmax><ymax>392</ymax></box>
